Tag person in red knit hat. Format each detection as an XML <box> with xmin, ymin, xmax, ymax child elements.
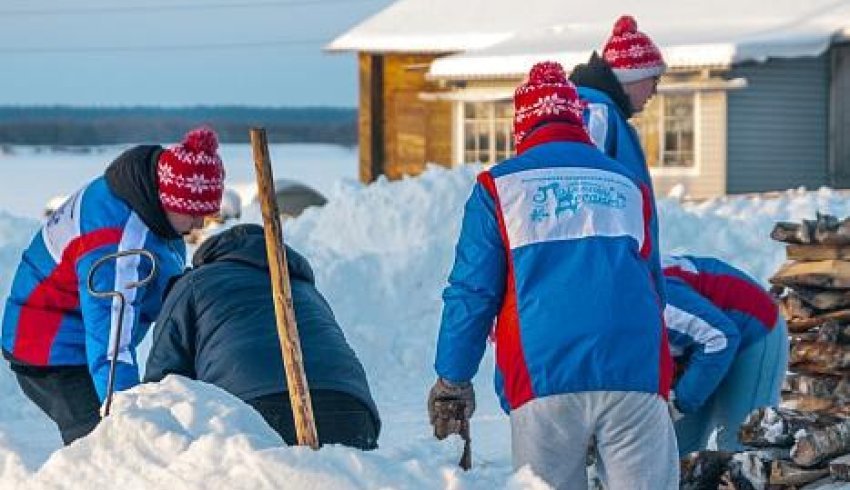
<box><xmin>570</xmin><ymin>14</ymin><xmax>666</xmax><ymax>182</ymax></box>
<box><xmin>2</xmin><ymin>127</ymin><xmax>225</xmax><ymax>444</ymax></box>
<box><xmin>429</xmin><ymin>61</ymin><xmax>678</xmax><ymax>490</ymax></box>
<box><xmin>569</xmin><ymin>14</ymin><xmax>669</xmax><ymax>323</ymax></box>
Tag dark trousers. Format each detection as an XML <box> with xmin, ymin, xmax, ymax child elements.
<box><xmin>247</xmin><ymin>390</ymin><xmax>379</xmax><ymax>450</ymax></box>
<box><xmin>10</xmin><ymin>363</ymin><xmax>100</xmax><ymax>445</ymax></box>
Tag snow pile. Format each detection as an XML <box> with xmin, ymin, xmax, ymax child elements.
<box><xmin>0</xmin><ymin>163</ymin><xmax>850</xmax><ymax>488</ymax></box>
<box><xmin>13</xmin><ymin>377</ymin><xmax>547</xmax><ymax>490</ymax></box>
<box><xmin>278</xmin><ymin>166</ymin><xmax>484</xmax><ymax>401</ymax></box>
<box><xmin>660</xmin><ymin>187</ymin><xmax>850</xmax><ymax>283</ymax></box>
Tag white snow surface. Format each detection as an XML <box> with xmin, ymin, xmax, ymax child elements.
<box><xmin>1</xmin><ymin>161</ymin><xmax>850</xmax><ymax>488</ymax></box>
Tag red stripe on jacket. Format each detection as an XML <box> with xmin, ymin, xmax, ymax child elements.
<box><xmin>13</xmin><ymin>228</ymin><xmax>123</xmax><ymax>364</ymax></box>
<box><xmin>477</xmin><ymin>171</ymin><xmax>535</xmax><ymax>410</ymax></box>
<box><xmin>638</xmin><ymin>183</ymin><xmax>672</xmax><ymax>398</ymax></box>
<box><xmin>638</xmin><ymin>184</ymin><xmax>653</xmax><ymax>259</ymax></box>
<box><xmin>664</xmin><ymin>267</ymin><xmax>779</xmax><ymax>330</ymax></box>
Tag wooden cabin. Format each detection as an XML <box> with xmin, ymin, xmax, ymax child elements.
<box><xmin>329</xmin><ymin>0</ymin><xmax>850</xmax><ymax>198</ymax></box>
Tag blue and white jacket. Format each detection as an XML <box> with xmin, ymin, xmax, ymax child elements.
<box><xmin>664</xmin><ymin>255</ymin><xmax>780</xmax><ymax>349</ymax></box>
<box><xmin>579</xmin><ymin>86</ymin><xmax>665</xmax><ymax>305</ymax></box>
<box><xmin>435</xmin><ymin>123</ymin><xmax>672</xmax><ymax>413</ymax></box>
<box><xmin>665</xmin><ymin>278</ymin><xmax>740</xmax><ymax>414</ymax></box>
<box><xmin>2</xmin><ymin>176</ymin><xmax>186</xmax><ymax>401</ymax></box>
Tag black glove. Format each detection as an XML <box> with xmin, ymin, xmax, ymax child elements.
<box><xmin>427</xmin><ymin>378</ymin><xmax>475</xmax><ymax>439</ymax></box>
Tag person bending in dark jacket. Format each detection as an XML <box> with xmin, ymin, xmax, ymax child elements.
<box><xmin>144</xmin><ymin>224</ymin><xmax>380</xmax><ymax>450</ymax></box>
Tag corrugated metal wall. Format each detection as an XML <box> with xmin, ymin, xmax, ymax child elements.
<box><xmin>727</xmin><ymin>56</ymin><xmax>829</xmax><ymax>193</ymax></box>
<box><xmin>830</xmin><ymin>44</ymin><xmax>850</xmax><ymax>188</ymax></box>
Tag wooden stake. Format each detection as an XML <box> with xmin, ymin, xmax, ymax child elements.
<box><xmin>250</xmin><ymin>128</ymin><xmax>319</xmax><ymax>449</ymax></box>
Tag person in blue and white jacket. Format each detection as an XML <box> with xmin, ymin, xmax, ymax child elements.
<box><xmin>428</xmin><ymin>61</ymin><xmax>678</xmax><ymax>490</ymax></box>
<box><xmin>2</xmin><ymin>127</ymin><xmax>225</xmax><ymax>444</ymax></box>
<box><xmin>569</xmin><ymin>15</ymin><xmax>668</xmax><ymax>308</ymax></box>
<box><xmin>663</xmin><ymin>255</ymin><xmax>788</xmax><ymax>455</ymax></box>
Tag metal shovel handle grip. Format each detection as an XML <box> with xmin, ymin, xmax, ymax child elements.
<box><xmin>86</xmin><ymin>249</ymin><xmax>158</xmax><ymax>418</ymax></box>
<box><xmin>87</xmin><ymin>249</ymin><xmax>158</xmax><ymax>296</ymax></box>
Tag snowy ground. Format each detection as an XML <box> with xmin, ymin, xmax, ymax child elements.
<box><xmin>0</xmin><ymin>147</ymin><xmax>848</xmax><ymax>488</ymax></box>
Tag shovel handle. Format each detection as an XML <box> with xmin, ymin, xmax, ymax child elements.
<box><xmin>86</xmin><ymin>249</ymin><xmax>158</xmax><ymax>417</ymax></box>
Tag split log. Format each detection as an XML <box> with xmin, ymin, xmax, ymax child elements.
<box><xmin>784</xmin><ymin>373</ymin><xmax>841</xmax><ymax>400</ymax></box>
<box><xmin>789</xmin><ymin>312</ymin><xmax>850</xmax><ymax>334</ymax></box>
<box><xmin>772</xmin><ymin>221</ymin><xmax>816</xmax><ymax>244</ymax></box>
<box><xmin>789</xmin><ymin>244</ymin><xmax>850</xmax><ymax>262</ymax></box>
<box><xmin>801</xmin><ymin>476</ymin><xmax>850</xmax><ymax>489</ymax></box>
<box><xmin>771</xmin><ymin>260</ymin><xmax>850</xmax><ymax>289</ymax></box>
<box><xmin>792</xmin><ymin>418</ymin><xmax>850</xmax><ymax>467</ymax></box>
<box><xmin>792</xmin><ymin>331</ymin><xmax>824</xmax><ymax>342</ymax></box>
<box><xmin>793</xmin><ymin>362</ymin><xmax>850</xmax><ymax>377</ymax></box>
<box><xmin>772</xmin><ymin>214</ymin><xmax>850</xmax><ymax>246</ymax></box>
<box><xmin>739</xmin><ymin>407</ymin><xmax>843</xmax><ymax>448</ymax></box>
<box><xmin>824</xmin><ymin>405</ymin><xmax>850</xmax><ymax>419</ymax></box>
<box><xmin>816</xmin><ymin>214</ymin><xmax>850</xmax><ymax>246</ymax></box>
<box><xmin>726</xmin><ymin>452</ymin><xmax>772</xmax><ymax>490</ymax></box>
<box><xmin>794</xmin><ymin>286</ymin><xmax>850</xmax><ymax>311</ymax></box>
<box><xmin>679</xmin><ymin>450</ymin><xmax>734</xmax><ymax>490</ymax></box>
<box><xmin>769</xmin><ymin>459</ymin><xmax>831</xmax><ymax>486</ymax></box>
<box><xmin>782</xmin><ymin>394</ymin><xmax>836</xmax><ymax>413</ymax></box>
<box><xmin>781</xmin><ymin>293</ymin><xmax>820</xmax><ymax>320</ymax></box>
<box><xmin>791</xmin><ymin>341</ymin><xmax>850</xmax><ymax>372</ymax></box>
<box><xmin>818</xmin><ymin>321</ymin><xmax>850</xmax><ymax>345</ymax></box>
<box><xmin>829</xmin><ymin>454</ymin><xmax>850</xmax><ymax>481</ymax></box>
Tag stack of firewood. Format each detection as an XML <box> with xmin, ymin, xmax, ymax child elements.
<box><xmin>681</xmin><ymin>407</ymin><xmax>850</xmax><ymax>489</ymax></box>
<box><xmin>772</xmin><ymin>213</ymin><xmax>850</xmax><ymax>417</ymax></box>
<box><xmin>680</xmin><ymin>213</ymin><xmax>850</xmax><ymax>489</ymax></box>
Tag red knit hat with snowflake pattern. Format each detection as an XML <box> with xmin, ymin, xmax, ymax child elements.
<box><xmin>602</xmin><ymin>15</ymin><xmax>666</xmax><ymax>84</ymax></box>
<box><xmin>513</xmin><ymin>61</ymin><xmax>585</xmax><ymax>146</ymax></box>
<box><xmin>156</xmin><ymin>127</ymin><xmax>225</xmax><ymax>216</ymax></box>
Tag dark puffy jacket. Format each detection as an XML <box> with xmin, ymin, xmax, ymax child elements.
<box><xmin>144</xmin><ymin>224</ymin><xmax>380</xmax><ymax>429</ymax></box>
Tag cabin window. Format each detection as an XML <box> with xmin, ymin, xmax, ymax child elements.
<box><xmin>462</xmin><ymin>101</ymin><xmax>515</xmax><ymax>164</ymax></box>
<box><xmin>634</xmin><ymin>93</ymin><xmax>696</xmax><ymax>168</ymax></box>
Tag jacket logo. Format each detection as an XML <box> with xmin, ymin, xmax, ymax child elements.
<box><xmin>529</xmin><ymin>179</ymin><xmax>626</xmax><ymax>222</ymax></box>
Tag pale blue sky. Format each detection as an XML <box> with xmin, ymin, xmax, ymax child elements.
<box><xmin>0</xmin><ymin>0</ymin><xmax>394</xmax><ymax>107</ymax></box>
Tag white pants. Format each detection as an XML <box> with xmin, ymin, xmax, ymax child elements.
<box><xmin>510</xmin><ymin>391</ymin><xmax>679</xmax><ymax>490</ymax></box>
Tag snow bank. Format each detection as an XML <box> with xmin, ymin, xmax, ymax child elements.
<box><xmin>16</xmin><ymin>377</ymin><xmax>547</xmax><ymax>490</ymax></box>
<box><xmin>1</xmin><ymin>164</ymin><xmax>849</xmax><ymax>488</ymax></box>
<box><xmin>660</xmin><ymin>187</ymin><xmax>850</xmax><ymax>283</ymax></box>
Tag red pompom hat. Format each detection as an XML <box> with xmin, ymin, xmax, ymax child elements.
<box><xmin>156</xmin><ymin>126</ymin><xmax>225</xmax><ymax>216</ymax></box>
<box><xmin>602</xmin><ymin>15</ymin><xmax>666</xmax><ymax>84</ymax></box>
<box><xmin>513</xmin><ymin>61</ymin><xmax>586</xmax><ymax>147</ymax></box>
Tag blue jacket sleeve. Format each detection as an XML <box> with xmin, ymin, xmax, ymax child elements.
<box><xmin>143</xmin><ymin>276</ymin><xmax>197</xmax><ymax>383</ymax></box>
<box><xmin>76</xmin><ymin>245</ymin><xmax>148</xmax><ymax>402</ymax></box>
<box><xmin>666</xmin><ymin>280</ymin><xmax>741</xmax><ymax>414</ymax></box>
<box><xmin>434</xmin><ymin>181</ymin><xmax>506</xmax><ymax>383</ymax></box>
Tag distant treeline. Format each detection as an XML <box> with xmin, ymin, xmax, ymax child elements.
<box><xmin>0</xmin><ymin>106</ymin><xmax>357</xmax><ymax>146</ymax></box>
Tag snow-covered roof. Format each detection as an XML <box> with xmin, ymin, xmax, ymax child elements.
<box><xmin>328</xmin><ymin>0</ymin><xmax>850</xmax><ymax>77</ymax></box>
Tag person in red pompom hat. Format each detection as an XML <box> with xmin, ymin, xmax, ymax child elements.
<box><xmin>1</xmin><ymin>126</ymin><xmax>226</xmax><ymax>444</ymax></box>
<box><xmin>570</xmin><ymin>14</ymin><xmax>668</xmax><ymax>319</ymax></box>
<box><xmin>155</xmin><ymin>126</ymin><xmax>226</xmax><ymax>234</ymax></box>
<box><xmin>430</xmin><ymin>61</ymin><xmax>678</xmax><ymax>489</ymax></box>
<box><xmin>570</xmin><ymin>14</ymin><xmax>666</xmax><ymax>169</ymax></box>
<box><xmin>511</xmin><ymin>60</ymin><xmax>588</xmax><ymax>153</ymax></box>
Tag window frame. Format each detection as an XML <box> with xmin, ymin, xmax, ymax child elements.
<box><xmin>455</xmin><ymin>100</ymin><xmax>515</xmax><ymax>166</ymax></box>
<box><xmin>636</xmin><ymin>91</ymin><xmax>701</xmax><ymax>177</ymax></box>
